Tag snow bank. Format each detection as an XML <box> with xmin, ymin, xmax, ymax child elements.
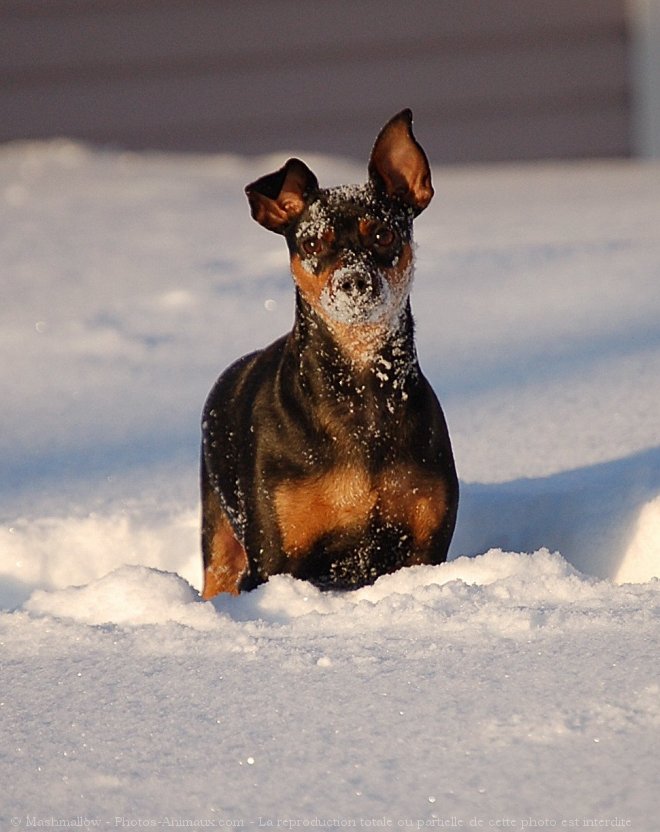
<box><xmin>0</xmin><ymin>502</ymin><xmax>201</xmax><ymax>609</ymax></box>
<box><xmin>24</xmin><ymin>564</ymin><xmax>215</xmax><ymax>628</ymax></box>
<box><xmin>617</xmin><ymin>493</ymin><xmax>660</xmax><ymax>583</ymax></box>
<box><xmin>3</xmin><ymin>554</ymin><xmax>659</xmax><ymax>825</ymax></box>
<box><xmin>19</xmin><ymin>550</ymin><xmax>658</xmax><ymax>636</ymax></box>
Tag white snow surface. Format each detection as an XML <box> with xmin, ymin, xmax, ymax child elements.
<box><xmin>1</xmin><ymin>141</ymin><xmax>660</xmax><ymax>826</ymax></box>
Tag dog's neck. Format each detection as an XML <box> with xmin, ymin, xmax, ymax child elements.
<box><xmin>290</xmin><ymin>292</ymin><xmax>419</xmax><ymax>401</ymax></box>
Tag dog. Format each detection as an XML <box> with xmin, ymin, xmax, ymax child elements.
<box><xmin>200</xmin><ymin>109</ymin><xmax>458</xmax><ymax>598</ymax></box>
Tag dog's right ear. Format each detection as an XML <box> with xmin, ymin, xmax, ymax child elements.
<box><xmin>245</xmin><ymin>159</ymin><xmax>319</xmax><ymax>233</ymax></box>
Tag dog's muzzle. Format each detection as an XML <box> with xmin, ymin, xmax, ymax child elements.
<box><xmin>320</xmin><ymin>263</ymin><xmax>391</xmax><ymax>325</ymax></box>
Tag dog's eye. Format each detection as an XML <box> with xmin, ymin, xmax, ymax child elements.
<box><xmin>372</xmin><ymin>225</ymin><xmax>397</xmax><ymax>250</ymax></box>
<box><xmin>301</xmin><ymin>237</ymin><xmax>327</xmax><ymax>257</ymax></box>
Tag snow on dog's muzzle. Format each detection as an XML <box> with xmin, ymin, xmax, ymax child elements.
<box><xmin>320</xmin><ymin>262</ymin><xmax>391</xmax><ymax>325</ymax></box>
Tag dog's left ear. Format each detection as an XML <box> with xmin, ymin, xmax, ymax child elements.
<box><xmin>368</xmin><ymin>109</ymin><xmax>433</xmax><ymax>215</ymax></box>
<box><xmin>245</xmin><ymin>158</ymin><xmax>319</xmax><ymax>233</ymax></box>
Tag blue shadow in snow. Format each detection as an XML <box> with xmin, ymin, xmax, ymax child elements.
<box><xmin>451</xmin><ymin>445</ymin><xmax>660</xmax><ymax>579</ymax></box>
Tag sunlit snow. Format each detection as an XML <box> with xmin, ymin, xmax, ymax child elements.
<box><xmin>1</xmin><ymin>141</ymin><xmax>659</xmax><ymax>825</ymax></box>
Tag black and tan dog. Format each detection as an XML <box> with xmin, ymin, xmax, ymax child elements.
<box><xmin>200</xmin><ymin>109</ymin><xmax>458</xmax><ymax>598</ymax></box>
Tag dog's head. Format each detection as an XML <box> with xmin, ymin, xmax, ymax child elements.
<box><xmin>245</xmin><ymin>110</ymin><xmax>433</xmax><ymax>356</ymax></box>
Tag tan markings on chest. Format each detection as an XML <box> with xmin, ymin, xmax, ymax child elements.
<box><xmin>274</xmin><ymin>464</ymin><xmax>447</xmax><ymax>557</ymax></box>
<box><xmin>274</xmin><ymin>465</ymin><xmax>377</xmax><ymax>557</ymax></box>
<box><xmin>378</xmin><ymin>466</ymin><xmax>448</xmax><ymax>548</ymax></box>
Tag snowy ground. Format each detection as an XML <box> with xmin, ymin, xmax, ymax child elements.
<box><xmin>1</xmin><ymin>141</ymin><xmax>659</xmax><ymax>827</ymax></box>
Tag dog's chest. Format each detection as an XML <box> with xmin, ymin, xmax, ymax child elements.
<box><xmin>273</xmin><ymin>459</ymin><xmax>447</xmax><ymax>559</ymax></box>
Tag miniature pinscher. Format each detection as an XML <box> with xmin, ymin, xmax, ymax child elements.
<box><xmin>200</xmin><ymin>109</ymin><xmax>458</xmax><ymax>598</ymax></box>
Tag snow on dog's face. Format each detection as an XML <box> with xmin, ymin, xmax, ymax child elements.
<box><xmin>289</xmin><ymin>183</ymin><xmax>415</xmax><ymax>331</ymax></box>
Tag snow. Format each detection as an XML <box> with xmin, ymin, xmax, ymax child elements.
<box><xmin>1</xmin><ymin>140</ymin><xmax>660</xmax><ymax>826</ymax></box>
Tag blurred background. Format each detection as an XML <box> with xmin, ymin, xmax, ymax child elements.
<box><xmin>1</xmin><ymin>0</ymin><xmax>659</xmax><ymax>163</ymax></box>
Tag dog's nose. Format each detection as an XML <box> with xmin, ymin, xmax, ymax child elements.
<box><xmin>332</xmin><ymin>262</ymin><xmax>378</xmax><ymax>296</ymax></box>
<box><xmin>339</xmin><ymin>274</ymin><xmax>369</xmax><ymax>294</ymax></box>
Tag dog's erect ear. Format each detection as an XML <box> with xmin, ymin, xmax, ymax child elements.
<box><xmin>245</xmin><ymin>159</ymin><xmax>319</xmax><ymax>233</ymax></box>
<box><xmin>368</xmin><ymin>109</ymin><xmax>433</xmax><ymax>216</ymax></box>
